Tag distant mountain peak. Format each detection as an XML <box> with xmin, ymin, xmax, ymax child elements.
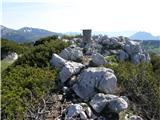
<box><xmin>1</xmin><ymin>25</ymin><xmax>61</xmax><ymax>43</ymax></box>
<box><xmin>130</xmin><ymin>31</ymin><xmax>160</xmax><ymax>40</ymax></box>
<box><xmin>19</xmin><ymin>27</ymin><xmax>33</xmax><ymax>32</ymax></box>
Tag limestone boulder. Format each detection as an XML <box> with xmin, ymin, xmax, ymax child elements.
<box><xmin>63</xmin><ymin>103</ymin><xmax>91</xmax><ymax>120</ymax></box>
<box><xmin>63</xmin><ymin>104</ymin><xmax>83</xmax><ymax>119</ymax></box>
<box><xmin>124</xmin><ymin>41</ymin><xmax>142</xmax><ymax>55</ymax></box>
<box><xmin>117</xmin><ymin>50</ymin><xmax>129</xmax><ymax>61</ymax></box>
<box><xmin>131</xmin><ymin>53</ymin><xmax>150</xmax><ymax>64</ymax></box>
<box><xmin>73</xmin><ymin>67</ymin><xmax>117</xmax><ymax>100</ymax></box>
<box><xmin>127</xmin><ymin>115</ymin><xmax>143</xmax><ymax>120</ymax></box>
<box><xmin>107</xmin><ymin>97</ymin><xmax>128</xmax><ymax>113</ymax></box>
<box><xmin>59</xmin><ymin>45</ymin><xmax>83</xmax><ymax>62</ymax></box>
<box><xmin>2</xmin><ymin>52</ymin><xmax>18</xmax><ymax>60</ymax></box>
<box><xmin>84</xmin><ymin>42</ymin><xmax>102</xmax><ymax>55</ymax></box>
<box><xmin>89</xmin><ymin>93</ymin><xmax>117</xmax><ymax>113</ymax></box>
<box><xmin>50</xmin><ymin>53</ymin><xmax>66</xmax><ymax>69</ymax></box>
<box><xmin>59</xmin><ymin>61</ymin><xmax>84</xmax><ymax>83</ymax></box>
<box><xmin>91</xmin><ymin>53</ymin><xmax>107</xmax><ymax>66</ymax></box>
<box><xmin>90</xmin><ymin>93</ymin><xmax>128</xmax><ymax>113</ymax></box>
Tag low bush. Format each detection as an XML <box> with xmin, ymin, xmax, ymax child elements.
<box><xmin>105</xmin><ymin>61</ymin><xmax>160</xmax><ymax>119</ymax></box>
<box><xmin>14</xmin><ymin>39</ymin><xmax>70</xmax><ymax>68</ymax></box>
<box><xmin>1</xmin><ymin>37</ymin><xmax>69</xmax><ymax>120</ymax></box>
<box><xmin>1</xmin><ymin>39</ymin><xmax>30</xmax><ymax>55</ymax></box>
<box><xmin>1</xmin><ymin>66</ymin><xmax>57</xmax><ymax>120</ymax></box>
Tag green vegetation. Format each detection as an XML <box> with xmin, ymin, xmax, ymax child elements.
<box><xmin>1</xmin><ymin>59</ymin><xmax>14</xmax><ymax>72</ymax></box>
<box><xmin>1</xmin><ymin>39</ymin><xmax>31</xmax><ymax>71</ymax></box>
<box><xmin>105</xmin><ymin>55</ymin><xmax>160</xmax><ymax>119</ymax></box>
<box><xmin>1</xmin><ymin>37</ymin><xmax>70</xmax><ymax>120</ymax></box>
<box><xmin>1</xmin><ymin>66</ymin><xmax>57</xmax><ymax>120</ymax></box>
<box><xmin>150</xmin><ymin>48</ymin><xmax>160</xmax><ymax>54</ymax></box>
<box><xmin>61</xmin><ymin>34</ymin><xmax>82</xmax><ymax>40</ymax></box>
<box><xmin>1</xmin><ymin>39</ymin><xmax>30</xmax><ymax>55</ymax></box>
<box><xmin>141</xmin><ymin>40</ymin><xmax>160</xmax><ymax>55</ymax></box>
<box><xmin>1</xmin><ymin>37</ymin><xmax>160</xmax><ymax>120</ymax></box>
<box><xmin>14</xmin><ymin>38</ymin><xmax>69</xmax><ymax>68</ymax></box>
<box><xmin>105</xmin><ymin>55</ymin><xmax>118</xmax><ymax>63</ymax></box>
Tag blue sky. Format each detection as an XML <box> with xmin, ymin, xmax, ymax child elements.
<box><xmin>1</xmin><ymin>0</ymin><xmax>160</xmax><ymax>35</ymax></box>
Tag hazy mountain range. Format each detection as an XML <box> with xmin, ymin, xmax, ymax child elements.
<box><xmin>130</xmin><ymin>31</ymin><xmax>160</xmax><ymax>40</ymax></box>
<box><xmin>0</xmin><ymin>25</ymin><xmax>61</xmax><ymax>43</ymax></box>
<box><xmin>1</xmin><ymin>25</ymin><xmax>159</xmax><ymax>43</ymax></box>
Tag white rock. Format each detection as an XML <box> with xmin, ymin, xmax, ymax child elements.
<box><xmin>60</xmin><ymin>45</ymin><xmax>83</xmax><ymax>62</ymax></box>
<box><xmin>101</xmin><ymin>38</ymin><xmax>111</xmax><ymax>45</ymax></box>
<box><xmin>62</xmin><ymin>39</ymin><xmax>69</xmax><ymax>43</ymax></box>
<box><xmin>117</xmin><ymin>50</ymin><xmax>129</xmax><ymax>61</ymax></box>
<box><xmin>128</xmin><ymin>115</ymin><xmax>143</xmax><ymax>120</ymax></box>
<box><xmin>62</xmin><ymin>86</ymin><xmax>69</xmax><ymax>93</ymax></box>
<box><xmin>85</xmin><ymin>107</ymin><xmax>92</xmax><ymax>118</ymax></box>
<box><xmin>73</xmin><ymin>67</ymin><xmax>117</xmax><ymax>100</ymax></box>
<box><xmin>131</xmin><ymin>53</ymin><xmax>141</xmax><ymax>64</ymax></box>
<box><xmin>90</xmin><ymin>93</ymin><xmax>128</xmax><ymax>113</ymax></box>
<box><xmin>89</xmin><ymin>93</ymin><xmax>108</xmax><ymax>113</ymax></box>
<box><xmin>64</xmin><ymin>104</ymin><xmax>83</xmax><ymax>119</ymax></box>
<box><xmin>59</xmin><ymin>61</ymin><xmax>84</xmax><ymax>83</ymax></box>
<box><xmin>108</xmin><ymin>97</ymin><xmax>128</xmax><ymax>113</ymax></box>
<box><xmin>89</xmin><ymin>93</ymin><xmax>118</xmax><ymax>113</ymax></box>
<box><xmin>5</xmin><ymin>52</ymin><xmax>18</xmax><ymax>60</ymax></box>
<box><xmin>80</xmin><ymin>111</ymin><xmax>88</xmax><ymax>120</ymax></box>
<box><xmin>84</xmin><ymin>42</ymin><xmax>102</xmax><ymax>55</ymax></box>
<box><xmin>124</xmin><ymin>41</ymin><xmax>142</xmax><ymax>55</ymax></box>
<box><xmin>91</xmin><ymin>53</ymin><xmax>107</xmax><ymax>66</ymax></box>
<box><xmin>110</xmin><ymin>37</ymin><xmax>119</xmax><ymax>45</ymax></box>
<box><xmin>50</xmin><ymin>53</ymin><xmax>66</xmax><ymax>69</ymax></box>
<box><xmin>131</xmin><ymin>52</ymin><xmax>151</xmax><ymax>64</ymax></box>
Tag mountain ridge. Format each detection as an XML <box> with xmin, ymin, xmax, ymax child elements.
<box><xmin>0</xmin><ymin>25</ymin><xmax>61</xmax><ymax>43</ymax></box>
<box><xmin>130</xmin><ymin>31</ymin><xmax>160</xmax><ymax>40</ymax></box>
<box><xmin>1</xmin><ymin>25</ymin><xmax>160</xmax><ymax>42</ymax></box>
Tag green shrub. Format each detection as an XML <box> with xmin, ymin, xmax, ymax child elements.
<box><xmin>1</xmin><ymin>39</ymin><xmax>30</xmax><ymax>55</ymax></box>
<box><xmin>105</xmin><ymin>55</ymin><xmax>118</xmax><ymax>63</ymax></box>
<box><xmin>150</xmin><ymin>53</ymin><xmax>160</xmax><ymax>73</ymax></box>
<box><xmin>1</xmin><ymin>66</ymin><xmax>57</xmax><ymax>120</ymax></box>
<box><xmin>1</xmin><ymin>37</ymin><xmax>70</xmax><ymax>120</ymax></box>
<box><xmin>34</xmin><ymin>35</ymin><xmax>59</xmax><ymax>46</ymax></box>
<box><xmin>106</xmin><ymin>61</ymin><xmax>160</xmax><ymax>119</ymax></box>
<box><xmin>14</xmin><ymin>39</ymin><xmax>70</xmax><ymax>67</ymax></box>
<box><xmin>62</xmin><ymin>34</ymin><xmax>82</xmax><ymax>40</ymax></box>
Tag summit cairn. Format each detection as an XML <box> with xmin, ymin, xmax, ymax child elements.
<box><xmin>82</xmin><ymin>29</ymin><xmax>92</xmax><ymax>45</ymax></box>
<box><xmin>48</xmin><ymin>29</ymin><xmax>149</xmax><ymax>119</ymax></box>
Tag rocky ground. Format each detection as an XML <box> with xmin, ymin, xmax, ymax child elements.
<box><xmin>25</xmin><ymin>35</ymin><xmax>149</xmax><ymax>120</ymax></box>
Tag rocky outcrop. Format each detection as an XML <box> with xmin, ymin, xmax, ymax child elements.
<box><xmin>124</xmin><ymin>41</ymin><xmax>142</xmax><ymax>55</ymax></box>
<box><xmin>117</xmin><ymin>50</ymin><xmax>129</xmax><ymax>61</ymax></box>
<box><xmin>73</xmin><ymin>67</ymin><xmax>117</xmax><ymax>100</ymax></box>
<box><xmin>131</xmin><ymin>53</ymin><xmax>150</xmax><ymax>64</ymax></box>
<box><xmin>2</xmin><ymin>52</ymin><xmax>18</xmax><ymax>61</ymax></box>
<box><xmin>94</xmin><ymin>35</ymin><xmax>150</xmax><ymax>64</ymax></box>
<box><xmin>127</xmin><ymin>115</ymin><xmax>143</xmax><ymax>120</ymax></box>
<box><xmin>89</xmin><ymin>93</ymin><xmax>116</xmax><ymax>113</ymax></box>
<box><xmin>63</xmin><ymin>104</ymin><xmax>83</xmax><ymax>119</ymax></box>
<box><xmin>59</xmin><ymin>45</ymin><xmax>83</xmax><ymax>62</ymax></box>
<box><xmin>84</xmin><ymin>41</ymin><xmax>102</xmax><ymax>55</ymax></box>
<box><xmin>89</xmin><ymin>93</ymin><xmax>128</xmax><ymax>113</ymax></box>
<box><xmin>50</xmin><ymin>54</ymin><xmax>85</xmax><ymax>83</ymax></box>
<box><xmin>48</xmin><ymin>33</ymin><xmax>150</xmax><ymax>119</ymax></box>
<box><xmin>63</xmin><ymin>103</ymin><xmax>92</xmax><ymax>120</ymax></box>
<box><xmin>91</xmin><ymin>53</ymin><xmax>107</xmax><ymax>66</ymax></box>
<box><xmin>59</xmin><ymin>61</ymin><xmax>84</xmax><ymax>83</ymax></box>
<box><xmin>50</xmin><ymin>53</ymin><xmax>66</xmax><ymax>69</ymax></box>
<box><xmin>107</xmin><ymin>97</ymin><xmax>128</xmax><ymax>113</ymax></box>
